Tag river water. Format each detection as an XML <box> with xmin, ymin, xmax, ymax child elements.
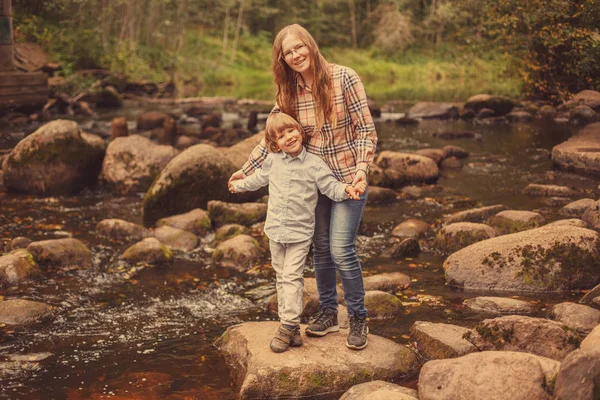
<box><xmin>0</xmin><ymin>106</ymin><xmax>594</xmax><ymax>399</ymax></box>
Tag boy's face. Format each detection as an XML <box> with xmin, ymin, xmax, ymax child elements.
<box><xmin>276</xmin><ymin>128</ymin><xmax>303</xmax><ymax>157</ymax></box>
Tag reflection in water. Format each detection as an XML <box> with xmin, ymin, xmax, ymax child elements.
<box><xmin>0</xmin><ymin>114</ymin><xmax>594</xmax><ymax>398</ymax></box>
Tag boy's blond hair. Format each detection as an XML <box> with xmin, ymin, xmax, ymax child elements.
<box><xmin>264</xmin><ymin>113</ymin><xmax>306</xmax><ymax>153</ymax></box>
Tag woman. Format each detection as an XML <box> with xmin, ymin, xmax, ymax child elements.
<box><xmin>229</xmin><ymin>24</ymin><xmax>377</xmax><ymax>350</ymax></box>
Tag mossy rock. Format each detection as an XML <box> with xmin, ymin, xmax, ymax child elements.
<box><xmin>435</xmin><ymin>222</ymin><xmax>498</xmax><ymax>253</ymax></box>
<box><xmin>364</xmin><ymin>291</ymin><xmax>403</xmax><ymax>319</ymax></box>
<box><xmin>3</xmin><ymin>120</ymin><xmax>105</xmax><ymax>195</ymax></box>
<box><xmin>142</xmin><ymin>144</ymin><xmax>263</xmax><ymax>226</ymax></box>
<box><xmin>215</xmin><ymin>224</ymin><xmax>249</xmax><ymax>242</ymax></box>
<box><xmin>122</xmin><ymin>238</ymin><xmax>173</xmax><ymax>264</ymax></box>
<box><xmin>0</xmin><ymin>249</ymin><xmax>41</xmax><ymax>286</ymax></box>
<box><xmin>156</xmin><ymin>208</ymin><xmax>212</xmax><ymax>236</ymax></box>
<box><xmin>208</xmin><ymin>200</ymin><xmax>267</xmax><ymax>227</ymax></box>
<box><xmin>487</xmin><ymin>210</ymin><xmax>545</xmax><ymax>234</ymax></box>
<box><xmin>374</xmin><ymin>151</ymin><xmax>439</xmax><ymax>188</ymax></box>
<box><xmin>26</xmin><ymin>238</ymin><xmax>92</xmax><ymax>269</ymax></box>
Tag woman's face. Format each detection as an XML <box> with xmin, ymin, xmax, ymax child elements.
<box><xmin>281</xmin><ymin>34</ymin><xmax>312</xmax><ymax>76</ymax></box>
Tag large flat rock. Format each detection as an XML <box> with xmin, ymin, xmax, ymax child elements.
<box><xmin>552</xmin><ymin>122</ymin><xmax>600</xmax><ymax>176</ymax></box>
<box><xmin>215</xmin><ymin>321</ymin><xmax>419</xmax><ymax>399</ymax></box>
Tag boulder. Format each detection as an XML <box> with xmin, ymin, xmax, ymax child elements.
<box><xmin>464</xmin><ymin>315</ymin><xmax>580</xmax><ymax>360</ymax></box>
<box><xmin>366</xmin><ymin>186</ymin><xmax>397</xmax><ymax>204</ymax></box>
<box><xmin>391</xmin><ymin>219</ymin><xmax>430</xmax><ymax>239</ymax></box>
<box><xmin>156</xmin><ymin>208</ymin><xmax>211</xmax><ymax>236</ymax></box>
<box><xmin>565</xmin><ymin>90</ymin><xmax>600</xmax><ymax>112</ymax></box>
<box><xmin>487</xmin><ymin>210</ymin><xmax>545</xmax><ymax>234</ymax></box>
<box><xmin>215</xmin><ymin>224</ymin><xmax>249</xmax><ymax>242</ymax></box>
<box><xmin>550</xmin><ymin>302</ymin><xmax>600</xmax><ymax>335</ymax></box>
<box><xmin>410</xmin><ymin>321</ymin><xmax>477</xmax><ymax>360</ymax></box>
<box><xmin>582</xmin><ymin>199</ymin><xmax>600</xmax><ymax>230</ymax></box>
<box><xmin>545</xmin><ymin>218</ymin><xmax>588</xmax><ymax>228</ymax></box>
<box><xmin>552</xmin><ymin>122</ymin><xmax>600</xmax><ymax>176</ymax></box>
<box><xmin>26</xmin><ymin>238</ymin><xmax>92</xmax><ymax>269</ymax></box>
<box><xmin>435</xmin><ymin>222</ymin><xmax>498</xmax><ymax>253</ymax></box>
<box><xmin>364</xmin><ymin>291</ymin><xmax>403</xmax><ymax>319</ymax></box>
<box><xmin>174</xmin><ymin>135</ymin><xmax>201</xmax><ymax>150</ymax></box>
<box><xmin>143</xmin><ymin>133</ymin><xmax>264</xmax><ymax>226</ymax></box>
<box><xmin>212</xmin><ymin>234</ymin><xmax>264</xmax><ymax>271</ymax></box>
<box><xmin>570</xmin><ymin>105</ymin><xmax>598</xmax><ymax>124</ymax></box>
<box><xmin>443</xmin><ymin>225</ymin><xmax>600</xmax><ymax>292</ymax></box>
<box><xmin>7</xmin><ymin>236</ymin><xmax>32</xmax><ymax>251</ymax></box>
<box><xmin>414</xmin><ymin>148</ymin><xmax>445</xmax><ymax>164</ymax></box>
<box><xmin>0</xmin><ymin>299</ymin><xmax>54</xmax><ymax>326</ymax></box>
<box><xmin>464</xmin><ymin>94</ymin><xmax>515</xmax><ymax>115</ymax></box>
<box><xmin>153</xmin><ymin>226</ymin><xmax>198</xmax><ymax>251</ymax></box>
<box><xmin>0</xmin><ymin>249</ymin><xmax>40</xmax><ymax>286</ymax></box>
<box><xmin>445</xmin><ymin>204</ymin><xmax>507</xmax><ymax>223</ymax></box>
<box><xmin>207</xmin><ymin>200</ymin><xmax>267</xmax><ymax>227</ymax></box>
<box><xmin>101</xmin><ymin>135</ymin><xmax>179</xmax><ymax>195</ymax></box>
<box><xmin>553</xmin><ymin>348</ymin><xmax>600</xmax><ymax>400</ymax></box>
<box><xmin>96</xmin><ymin>219</ymin><xmax>152</xmax><ymax>242</ymax></box>
<box><xmin>506</xmin><ymin>111</ymin><xmax>533</xmax><ymax>123</ymax></box>
<box><xmin>385</xmin><ymin>238</ymin><xmax>420</xmax><ymax>259</ymax></box>
<box><xmin>581</xmin><ymin>283</ymin><xmax>600</xmax><ymax>305</ymax></box>
<box><xmin>475</xmin><ymin>108</ymin><xmax>496</xmax><ymax>119</ymax></box>
<box><xmin>559</xmin><ymin>198</ymin><xmax>595</xmax><ymax>217</ymax></box>
<box><xmin>363</xmin><ymin>272</ymin><xmax>411</xmax><ymax>292</ymax></box>
<box><xmin>137</xmin><ymin>111</ymin><xmax>170</xmax><ymax>131</ymax></box>
<box><xmin>442</xmin><ymin>145</ymin><xmax>469</xmax><ymax>159</ymax></box>
<box><xmin>339</xmin><ymin>380</ymin><xmax>418</xmax><ymax>400</ymax></box>
<box><xmin>464</xmin><ymin>297</ymin><xmax>535</xmax><ymax>314</ymax></box>
<box><xmin>110</xmin><ymin>116</ymin><xmax>128</xmax><ymax>140</ymax></box>
<box><xmin>522</xmin><ymin>184</ymin><xmax>579</xmax><ymax>198</ymax></box>
<box><xmin>122</xmin><ymin>238</ymin><xmax>173</xmax><ymax>264</ymax></box>
<box><xmin>439</xmin><ymin>157</ymin><xmax>463</xmax><ymax>170</ymax></box>
<box><xmin>215</xmin><ymin>321</ymin><xmax>419</xmax><ymax>399</ymax></box>
<box><xmin>418</xmin><ymin>351</ymin><xmax>557</xmax><ymax>400</ymax></box>
<box><xmin>405</xmin><ymin>102</ymin><xmax>459</xmax><ymax>119</ymax></box>
<box><xmin>581</xmin><ymin>324</ymin><xmax>600</xmax><ymax>351</ymax></box>
<box><xmin>2</xmin><ymin>120</ymin><xmax>104</xmax><ymax>195</ymax></box>
<box><xmin>374</xmin><ymin>151</ymin><xmax>439</xmax><ymax>188</ymax></box>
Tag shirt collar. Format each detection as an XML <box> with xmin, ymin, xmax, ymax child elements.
<box><xmin>281</xmin><ymin>146</ymin><xmax>307</xmax><ymax>161</ymax></box>
<box><xmin>295</xmin><ymin>73</ymin><xmax>311</xmax><ymax>92</ymax></box>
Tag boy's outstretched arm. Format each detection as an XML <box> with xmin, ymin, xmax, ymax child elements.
<box><xmin>230</xmin><ymin>155</ymin><xmax>272</xmax><ymax>193</ymax></box>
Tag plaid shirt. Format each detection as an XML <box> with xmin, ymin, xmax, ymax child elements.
<box><xmin>241</xmin><ymin>63</ymin><xmax>377</xmax><ymax>184</ymax></box>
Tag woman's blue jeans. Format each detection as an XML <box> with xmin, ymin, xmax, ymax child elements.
<box><xmin>313</xmin><ymin>188</ymin><xmax>368</xmax><ymax>318</ymax></box>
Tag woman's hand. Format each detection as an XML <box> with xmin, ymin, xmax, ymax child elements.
<box><xmin>228</xmin><ymin>169</ymin><xmax>246</xmax><ymax>185</ymax></box>
<box><xmin>352</xmin><ymin>170</ymin><xmax>367</xmax><ymax>194</ymax></box>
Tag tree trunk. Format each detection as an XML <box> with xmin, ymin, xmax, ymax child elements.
<box><xmin>221</xmin><ymin>6</ymin><xmax>231</xmax><ymax>62</ymax></box>
<box><xmin>230</xmin><ymin>0</ymin><xmax>245</xmax><ymax>64</ymax></box>
<box><xmin>348</xmin><ymin>0</ymin><xmax>357</xmax><ymax>48</ymax></box>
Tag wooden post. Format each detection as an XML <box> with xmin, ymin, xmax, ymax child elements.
<box><xmin>0</xmin><ymin>0</ymin><xmax>14</xmax><ymax>72</ymax></box>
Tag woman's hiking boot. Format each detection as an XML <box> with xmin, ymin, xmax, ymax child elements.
<box><xmin>305</xmin><ymin>308</ymin><xmax>339</xmax><ymax>337</ymax></box>
<box><xmin>270</xmin><ymin>325</ymin><xmax>300</xmax><ymax>353</ymax></box>
<box><xmin>346</xmin><ymin>315</ymin><xmax>368</xmax><ymax>350</ymax></box>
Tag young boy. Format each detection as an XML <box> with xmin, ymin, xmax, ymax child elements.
<box><xmin>229</xmin><ymin>113</ymin><xmax>365</xmax><ymax>353</ymax></box>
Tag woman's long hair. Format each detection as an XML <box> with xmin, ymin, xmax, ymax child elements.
<box><xmin>272</xmin><ymin>24</ymin><xmax>336</xmax><ymax>131</ymax></box>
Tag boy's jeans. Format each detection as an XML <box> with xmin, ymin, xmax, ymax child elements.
<box><xmin>269</xmin><ymin>239</ymin><xmax>312</xmax><ymax>326</ymax></box>
<box><xmin>313</xmin><ymin>188</ymin><xmax>368</xmax><ymax>318</ymax></box>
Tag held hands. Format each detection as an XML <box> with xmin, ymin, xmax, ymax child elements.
<box><xmin>228</xmin><ymin>169</ymin><xmax>246</xmax><ymax>194</ymax></box>
<box><xmin>346</xmin><ymin>182</ymin><xmax>366</xmax><ymax>200</ymax></box>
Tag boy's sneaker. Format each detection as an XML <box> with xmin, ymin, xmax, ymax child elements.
<box><xmin>270</xmin><ymin>325</ymin><xmax>298</xmax><ymax>353</ymax></box>
<box><xmin>290</xmin><ymin>329</ymin><xmax>303</xmax><ymax>347</ymax></box>
<box><xmin>305</xmin><ymin>308</ymin><xmax>339</xmax><ymax>337</ymax></box>
<box><xmin>346</xmin><ymin>316</ymin><xmax>368</xmax><ymax>350</ymax></box>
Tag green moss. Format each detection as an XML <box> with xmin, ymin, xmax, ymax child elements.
<box><xmin>487</xmin><ymin>216</ymin><xmax>540</xmax><ymax>235</ymax></box>
<box><xmin>348</xmin><ymin>369</ymin><xmax>374</xmax><ymax>386</ymax></box>
<box><xmin>276</xmin><ymin>370</ymin><xmax>300</xmax><ymax>391</ymax></box>
<box><xmin>307</xmin><ymin>371</ymin><xmax>335</xmax><ymax>388</ymax></box>
<box><xmin>8</xmin><ymin>136</ymin><xmax>96</xmax><ymax>168</ymax></box>
<box><xmin>160</xmin><ymin>244</ymin><xmax>173</xmax><ymax>260</ymax></box>
<box><xmin>436</xmin><ymin>230</ymin><xmax>492</xmax><ymax>253</ymax></box>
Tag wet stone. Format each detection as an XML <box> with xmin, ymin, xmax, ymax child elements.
<box><xmin>442</xmin><ymin>145</ymin><xmax>469</xmax><ymax>159</ymax></box>
<box><xmin>522</xmin><ymin>183</ymin><xmax>579</xmax><ymax>198</ymax></box>
<box><xmin>375</xmin><ymin>151</ymin><xmax>440</xmax><ymax>188</ymax></box>
<box><xmin>487</xmin><ymin>210</ymin><xmax>545</xmax><ymax>234</ymax></box>
<box><xmin>27</xmin><ymin>238</ymin><xmax>92</xmax><ymax>269</ymax></box>
<box><xmin>550</xmin><ymin>302</ymin><xmax>600</xmax><ymax>335</ymax></box>
<box><xmin>552</xmin><ymin>122</ymin><xmax>600</xmax><ymax>176</ymax></box>
<box><xmin>156</xmin><ymin>208</ymin><xmax>211</xmax><ymax>236</ymax></box>
<box><xmin>154</xmin><ymin>225</ymin><xmax>198</xmax><ymax>251</ymax></box>
<box><xmin>207</xmin><ymin>200</ymin><xmax>267</xmax><ymax>227</ymax></box>
<box><xmin>419</xmin><ymin>351</ymin><xmax>557</xmax><ymax>400</ymax></box>
<box><xmin>363</xmin><ymin>272</ymin><xmax>411</xmax><ymax>292</ymax></box>
<box><xmin>215</xmin><ymin>321</ymin><xmax>419</xmax><ymax>400</ymax></box>
<box><xmin>440</xmin><ymin>156</ymin><xmax>463</xmax><ymax>170</ymax></box>
<box><xmin>410</xmin><ymin>321</ymin><xmax>476</xmax><ymax>360</ymax></box>
<box><xmin>445</xmin><ymin>204</ymin><xmax>507</xmax><ymax>223</ymax></box>
<box><xmin>340</xmin><ymin>380</ymin><xmax>418</xmax><ymax>400</ymax></box>
<box><xmin>8</xmin><ymin>236</ymin><xmax>32</xmax><ymax>251</ymax></box>
<box><xmin>391</xmin><ymin>218</ymin><xmax>430</xmax><ymax>239</ymax></box>
<box><xmin>0</xmin><ymin>249</ymin><xmax>40</xmax><ymax>286</ymax></box>
<box><xmin>582</xmin><ymin>199</ymin><xmax>600</xmax><ymax>230</ymax></box>
<box><xmin>385</xmin><ymin>237</ymin><xmax>420</xmax><ymax>259</ymax></box>
<box><xmin>122</xmin><ymin>237</ymin><xmax>173</xmax><ymax>265</ymax></box>
<box><xmin>212</xmin><ymin>234</ymin><xmax>264</xmax><ymax>271</ymax></box>
<box><xmin>464</xmin><ymin>315</ymin><xmax>580</xmax><ymax>361</ymax></box>
<box><xmin>215</xmin><ymin>224</ymin><xmax>249</xmax><ymax>242</ymax></box>
<box><xmin>545</xmin><ymin>218</ymin><xmax>589</xmax><ymax>228</ymax></box>
<box><xmin>364</xmin><ymin>291</ymin><xmax>403</xmax><ymax>319</ymax></box>
<box><xmin>0</xmin><ymin>299</ymin><xmax>54</xmax><ymax>326</ymax></box>
<box><xmin>96</xmin><ymin>218</ymin><xmax>152</xmax><ymax>242</ymax></box>
<box><xmin>366</xmin><ymin>186</ymin><xmax>397</xmax><ymax>204</ymax></box>
<box><xmin>414</xmin><ymin>148</ymin><xmax>446</xmax><ymax>164</ymax></box>
<box><xmin>435</xmin><ymin>222</ymin><xmax>498</xmax><ymax>254</ymax></box>
<box><xmin>559</xmin><ymin>198</ymin><xmax>595</xmax><ymax>218</ymax></box>
<box><xmin>464</xmin><ymin>297</ymin><xmax>535</xmax><ymax>315</ymax></box>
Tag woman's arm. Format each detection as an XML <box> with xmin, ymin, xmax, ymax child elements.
<box><xmin>342</xmin><ymin>68</ymin><xmax>378</xmax><ymax>185</ymax></box>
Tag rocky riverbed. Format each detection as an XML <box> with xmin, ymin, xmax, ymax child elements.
<box><xmin>1</xmin><ymin>92</ymin><xmax>600</xmax><ymax>399</ymax></box>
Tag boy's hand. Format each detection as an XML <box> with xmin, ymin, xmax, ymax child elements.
<box><xmin>345</xmin><ymin>185</ymin><xmax>362</xmax><ymax>200</ymax></box>
<box><xmin>353</xmin><ymin>181</ymin><xmax>367</xmax><ymax>195</ymax></box>
<box><xmin>228</xmin><ymin>181</ymin><xmax>240</xmax><ymax>193</ymax></box>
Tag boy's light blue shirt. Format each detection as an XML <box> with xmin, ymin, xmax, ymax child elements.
<box><xmin>232</xmin><ymin>147</ymin><xmax>349</xmax><ymax>243</ymax></box>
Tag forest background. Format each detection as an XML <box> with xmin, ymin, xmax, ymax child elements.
<box><xmin>14</xmin><ymin>0</ymin><xmax>600</xmax><ymax>103</ymax></box>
